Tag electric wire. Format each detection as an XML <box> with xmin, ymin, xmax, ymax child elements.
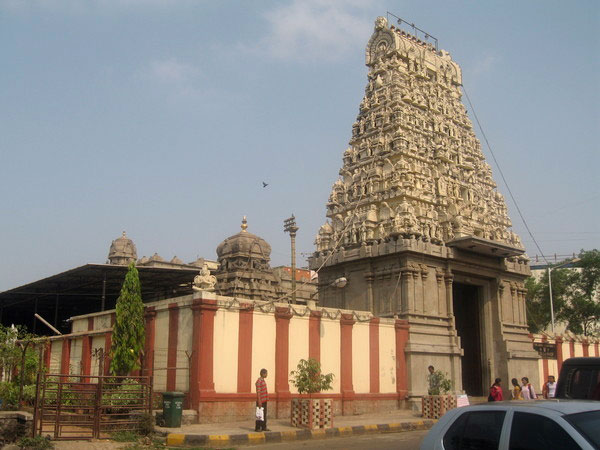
<box><xmin>462</xmin><ymin>85</ymin><xmax>550</xmax><ymax>266</ymax></box>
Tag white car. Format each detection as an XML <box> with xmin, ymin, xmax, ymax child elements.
<box><xmin>420</xmin><ymin>400</ymin><xmax>600</xmax><ymax>450</ymax></box>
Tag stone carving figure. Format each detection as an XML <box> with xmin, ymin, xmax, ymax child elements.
<box><xmin>193</xmin><ymin>263</ymin><xmax>217</xmax><ymax>292</ymax></box>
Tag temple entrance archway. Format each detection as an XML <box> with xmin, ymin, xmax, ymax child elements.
<box><xmin>453</xmin><ymin>283</ymin><xmax>484</xmax><ymax>396</ymax></box>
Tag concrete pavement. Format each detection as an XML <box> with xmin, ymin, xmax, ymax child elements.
<box><xmin>157</xmin><ymin>409</ymin><xmax>435</xmax><ymax>447</ymax></box>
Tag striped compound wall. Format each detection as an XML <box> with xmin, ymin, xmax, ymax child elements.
<box><xmin>43</xmin><ymin>291</ymin><xmax>410</xmax><ymax>423</ymax></box>
<box><xmin>532</xmin><ymin>333</ymin><xmax>600</xmax><ymax>394</ymax></box>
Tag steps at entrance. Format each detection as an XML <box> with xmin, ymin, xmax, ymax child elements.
<box><xmin>468</xmin><ymin>396</ymin><xmax>489</xmax><ymax>405</ymax></box>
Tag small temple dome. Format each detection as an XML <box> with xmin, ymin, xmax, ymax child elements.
<box><xmin>107</xmin><ymin>231</ymin><xmax>137</xmax><ymax>265</ymax></box>
<box><xmin>216</xmin><ymin>216</ymin><xmax>271</xmax><ymax>261</ymax></box>
<box><xmin>170</xmin><ymin>256</ymin><xmax>184</xmax><ymax>265</ymax></box>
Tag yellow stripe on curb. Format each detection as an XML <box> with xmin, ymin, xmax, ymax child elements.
<box><xmin>281</xmin><ymin>431</ymin><xmax>298</xmax><ymax>441</ymax></box>
<box><xmin>388</xmin><ymin>423</ymin><xmax>402</xmax><ymax>431</ymax></box>
<box><xmin>364</xmin><ymin>424</ymin><xmax>379</xmax><ymax>432</ymax></box>
<box><xmin>248</xmin><ymin>432</ymin><xmax>266</xmax><ymax>443</ymax></box>
<box><xmin>338</xmin><ymin>426</ymin><xmax>353</xmax><ymax>435</ymax></box>
<box><xmin>311</xmin><ymin>429</ymin><xmax>327</xmax><ymax>439</ymax></box>
<box><xmin>208</xmin><ymin>435</ymin><xmax>230</xmax><ymax>444</ymax></box>
<box><xmin>166</xmin><ymin>434</ymin><xmax>185</xmax><ymax>446</ymax></box>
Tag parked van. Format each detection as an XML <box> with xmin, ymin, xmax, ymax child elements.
<box><xmin>555</xmin><ymin>357</ymin><xmax>600</xmax><ymax>400</ymax></box>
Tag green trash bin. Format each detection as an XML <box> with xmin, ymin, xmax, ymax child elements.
<box><xmin>162</xmin><ymin>391</ymin><xmax>185</xmax><ymax>428</ymax></box>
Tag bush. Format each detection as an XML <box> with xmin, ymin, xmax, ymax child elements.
<box><xmin>0</xmin><ymin>382</ymin><xmax>36</xmax><ymax>409</ymax></box>
<box><xmin>136</xmin><ymin>412</ymin><xmax>155</xmax><ymax>436</ymax></box>
<box><xmin>428</xmin><ymin>370</ymin><xmax>453</xmax><ymax>395</ymax></box>
<box><xmin>16</xmin><ymin>436</ymin><xmax>53</xmax><ymax>450</ymax></box>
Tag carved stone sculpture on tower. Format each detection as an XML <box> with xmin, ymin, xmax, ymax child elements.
<box><xmin>314</xmin><ymin>16</ymin><xmax>523</xmax><ymax>253</ymax></box>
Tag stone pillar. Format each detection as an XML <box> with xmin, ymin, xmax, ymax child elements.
<box><xmin>444</xmin><ymin>272</ymin><xmax>454</xmax><ymax>318</ymax></box>
<box><xmin>498</xmin><ymin>282</ymin><xmax>506</xmax><ymax>323</ymax></box>
<box><xmin>395</xmin><ymin>319</ymin><xmax>410</xmax><ymax>402</ymax></box>
<box><xmin>340</xmin><ymin>313</ymin><xmax>355</xmax><ymax>415</ymax></box>
<box><xmin>190</xmin><ymin>299</ymin><xmax>218</xmax><ymax>410</ymax></box>
<box><xmin>411</xmin><ymin>268</ymin><xmax>419</xmax><ymax>313</ymax></box>
<box><xmin>275</xmin><ymin>307</ymin><xmax>293</xmax><ymax>418</ymax></box>
<box><xmin>510</xmin><ymin>284</ymin><xmax>518</xmax><ymax>324</ymax></box>
<box><xmin>436</xmin><ymin>270</ymin><xmax>444</xmax><ymax>316</ymax></box>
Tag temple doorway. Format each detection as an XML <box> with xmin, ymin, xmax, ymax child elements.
<box><xmin>453</xmin><ymin>283</ymin><xmax>484</xmax><ymax>396</ymax></box>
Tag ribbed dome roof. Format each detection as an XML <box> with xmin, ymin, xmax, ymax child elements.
<box><xmin>216</xmin><ymin>217</ymin><xmax>271</xmax><ymax>261</ymax></box>
<box><xmin>107</xmin><ymin>231</ymin><xmax>137</xmax><ymax>265</ymax></box>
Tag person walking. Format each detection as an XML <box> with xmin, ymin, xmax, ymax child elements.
<box><xmin>488</xmin><ymin>378</ymin><xmax>503</xmax><ymax>401</ymax></box>
<box><xmin>521</xmin><ymin>377</ymin><xmax>537</xmax><ymax>400</ymax></box>
<box><xmin>542</xmin><ymin>375</ymin><xmax>557</xmax><ymax>399</ymax></box>
<box><xmin>255</xmin><ymin>368</ymin><xmax>270</xmax><ymax>431</ymax></box>
<box><xmin>511</xmin><ymin>378</ymin><xmax>523</xmax><ymax>400</ymax></box>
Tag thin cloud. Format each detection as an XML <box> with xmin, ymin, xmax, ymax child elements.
<box><xmin>149</xmin><ymin>59</ymin><xmax>200</xmax><ymax>84</ymax></box>
<box><xmin>470</xmin><ymin>54</ymin><xmax>499</xmax><ymax>76</ymax></box>
<box><xmin>243</xmin><ymin>0</ymin><xmax>380</xmax><ymax>63</ymax></box>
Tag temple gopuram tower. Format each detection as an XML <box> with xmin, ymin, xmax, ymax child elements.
<box><xmin>309</xmin><ymin>16</ymin><xmax>537</xmax><ymax>400</ymax></box>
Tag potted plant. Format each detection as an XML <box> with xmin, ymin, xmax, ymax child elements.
<box><xmin>422</xmin><ymin>370</ymin><xmax>455</xmax><ymax>419</ymax></box>
<box><xmin>289</xmin><ymin>358</ymin><xmax>334</xmax><ymax>429</ymax></box>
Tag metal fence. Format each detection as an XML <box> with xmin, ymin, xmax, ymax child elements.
<box><xmin>33</xmin><ymin>373</ymin><xmax>152</xmax><ymax>440</ymax></box>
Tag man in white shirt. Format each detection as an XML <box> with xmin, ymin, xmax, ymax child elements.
<box><xmin>543</xmin><ymin>375</ymin><xmax>557</xmax><ymax>398</ymax></box>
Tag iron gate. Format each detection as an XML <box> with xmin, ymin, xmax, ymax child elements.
<box><xmin>33</xmin><ymin>373</ymin><xmax>152</xmax><ymax>440</ymax></box>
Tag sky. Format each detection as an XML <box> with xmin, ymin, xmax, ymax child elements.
<box><xmin>1</xmin><ymin>0</ymin><xmax>598</xmax><ymax>291</ymax></box>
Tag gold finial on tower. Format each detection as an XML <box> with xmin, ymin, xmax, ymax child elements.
<box><xmin>241</xmin><ymin>216</ymin><xmax>248</xmax><ymax>232</ymax></box>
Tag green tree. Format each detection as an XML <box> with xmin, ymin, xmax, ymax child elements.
<box><xmin>289</xmin><ymin>358</ymin><xmax>334</xmax><ymax>396</ymax></box>
<box><xmin>558</xmin><ymin>250</ymin><xmax>600</xmax><ymax>336</ymax></box>
<box><xmin>110</xmin><ymin>262</ymin><xmax>145</xmax><ymax>376</ymax></box>
<box><xmin>526</xmin><ymin>250</ymin><xmax>600</xmax><ymax>336</ymax></box>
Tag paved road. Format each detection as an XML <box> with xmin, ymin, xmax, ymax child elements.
<box><xmin>239</xmin><ymin>430</ymin><xmax>428</xmax><ymax>449</ymax></box>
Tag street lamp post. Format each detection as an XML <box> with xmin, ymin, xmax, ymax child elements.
<box><xmin>547</xmin><ymin>258</ymin><xmax>579</xmax><ymax>334</ymax></box>
<box><xmin>284</xmin><ymin>215</ymin><xmax>299</xmax><ymax>304</ymax></box>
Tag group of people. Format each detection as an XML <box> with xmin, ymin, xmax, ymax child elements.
<box><xmin>489</xmin><ymin>375</ymin><xmax>557</xmax><ymax>401</ymax></box>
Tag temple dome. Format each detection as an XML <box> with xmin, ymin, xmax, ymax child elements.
<box><xmin>107</xmin><ymin>231</ymin><xmax>137</xmax><ymax>265</ymax></box>
<box><xmin>216</xmin><ymin>217</ymin><xmax>271</xmax><ymax>261</ymax></box>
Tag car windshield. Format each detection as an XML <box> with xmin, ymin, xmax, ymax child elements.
<box><xmin>565</xmin><ymin>410</ymin><xmax>600</xmax><ymax>448</ymax></box>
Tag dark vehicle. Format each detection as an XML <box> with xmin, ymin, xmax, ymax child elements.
<box><xmin>556</xmin><ymin>357</ymin><xmax>600</xmax><ymax>400</ymax></box>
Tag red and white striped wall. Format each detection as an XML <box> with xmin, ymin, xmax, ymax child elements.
<box><xmin>531</xmin><ymin>333</ymin><xmax>600</xmax><ymax>393</ymax></box>
<box><xmin>44</xmin><ymin>292</ymin><xmax>410</xmax><ymax>423</ymax></box>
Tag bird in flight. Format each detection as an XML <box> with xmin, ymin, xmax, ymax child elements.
<box><xmin>262</xmin><ymin>182</ymin><xmax>269</xmax><ymax>188</ymax></box>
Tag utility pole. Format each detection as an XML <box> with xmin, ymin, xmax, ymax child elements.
<box><xmin>283</xmin><ymin>215</ymin><xmax>299</xmax><ymax>304</ymax></box>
